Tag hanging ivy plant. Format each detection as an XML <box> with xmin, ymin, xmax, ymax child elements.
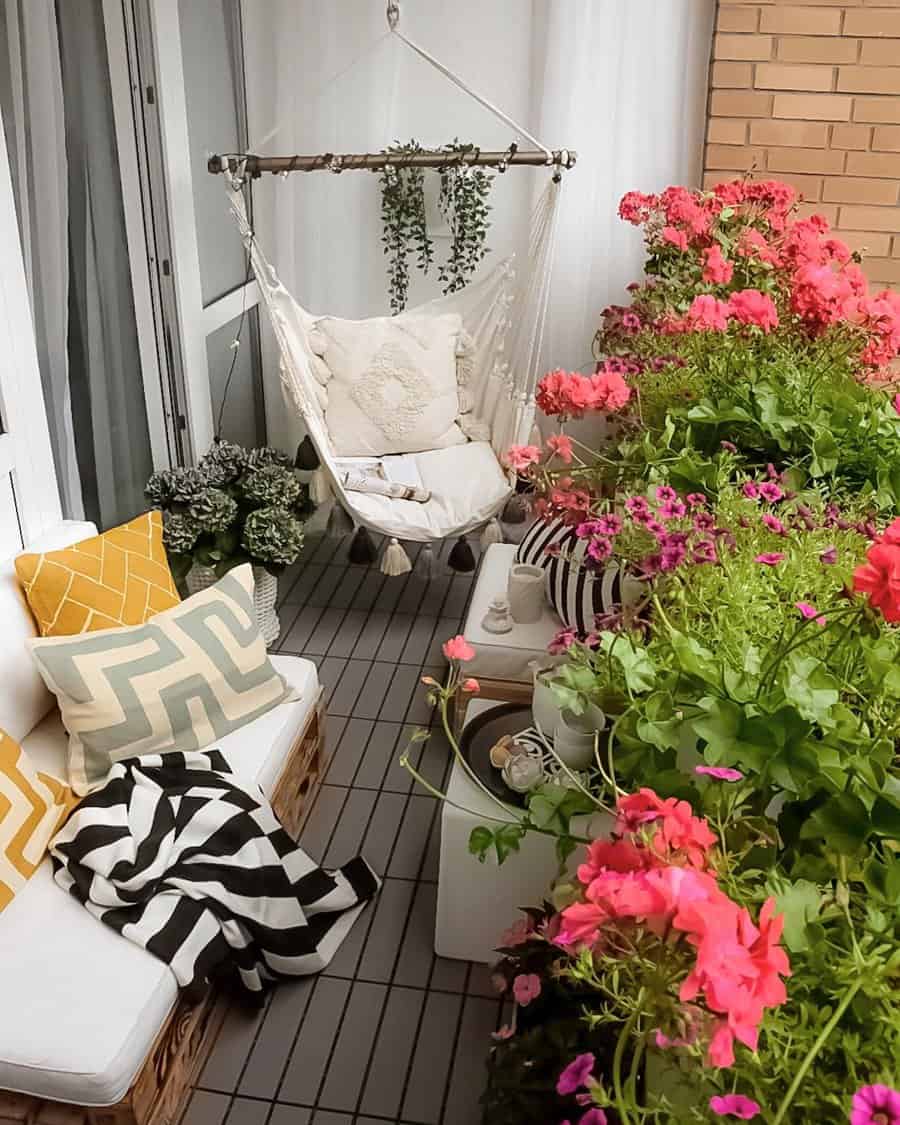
<box><xmin>378</xmin><ymin>139</ymin><xmax>493</xmax><ymax>312</ymax></box>
<box><xmin>438</xmin><ymin>140</ymin><xmax>493</xmax><ymax>294</ymax></box>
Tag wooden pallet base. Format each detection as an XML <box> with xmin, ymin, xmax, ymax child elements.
<box><xmin>0</xmin><ymin>694</ymin><xmax>325</xmax><ymax>1125</ymax></box>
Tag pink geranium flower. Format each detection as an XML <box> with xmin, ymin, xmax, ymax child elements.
<box><xmin>512</xmin><ymin>973</ymin><xmax>541</xmax><ymax>1006</ymax></box>
<box><xmin>695</xmin><ymin>765</ymin><xmax>744</xmax><ymax>782</ymax></box>
<box><xmin>499</xmin><ymin>917</ymin><xmax>533</xmax><ymax>948</ymax></box>
<box><xmin>662</xmin><ymin>225</ymin><xmax>689</xmax><ymax>251</ymax></box>
<box><xmin>461</xmin><ymin>677</ymin><xmax>480</xmax><ymax>693</ymax></box>
<box><xmin>850</xmin><ymin>1084</ymin><xmax>900</xmax><ymax>1125</ymax></box>
<box><xmin>709</xmin><ymin>1094</ymin><xmax>761</xmax><ymax>1119</ymax></box>
<box><xmin>702</xmin><ymin>244</ymin><xmax>734</xmax><ymax>285</ymax></box>
<box><xmin>754</xmin><ymin>553</ymin><xmax>784</xmax><ymax>566</ymax></box>
<box><xmin>546</xmin><ymin>433</ymin><xmax>574</xmax><ymax>463</ymax></box>
<box><xmin>442</xmin><ymin>635</ymin><xmax>475</xmax><ymax>662</ymax></box>
<box><xmin>556</xmin><ymin>1053</ymin><xmax>595</xmax><ymax>1096</ymax></box>
<box><xmin>505</xmin><ymin>444</ymin><xmax>542</xmax><ymax>471</ymax></box>
<box><xmin>728</xmin><ymin>289</ymin><xmax>779</xmax><ymax>333</ymax></box>
<box><xmin>685</xmin><ymin>294</ymin><xmax>730</xmax><ymax>332</ymax></box>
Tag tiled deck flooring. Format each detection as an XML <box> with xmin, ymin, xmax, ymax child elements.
<box><xmin>183</xmin><ymin>532</ymin><xmax>504</xmax><ymax>1125</ymax></box>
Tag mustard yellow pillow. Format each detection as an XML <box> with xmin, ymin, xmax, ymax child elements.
<box><xmin>0</xmin><ymin>728</ymin><xmax>78</xmax><ymax>912</ymax></box>
<box><xmin>15</xmin><ymin>510</ymin><xmax>180</xmax><ymax>636</ymax></box>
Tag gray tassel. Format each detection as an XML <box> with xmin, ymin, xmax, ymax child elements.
<box><xmin>480</xmin><ymin>517</ymin><xmax>503</xmax><ymax>549</ymax></box>
<box><xmin>348</xmin><ymin>525</ymin><xmax>377</xmax><ymax>564</ymax></box>
<box><xmin>501</xmin><ymin>492</ymin><xmax>531</xmax><ymax>524</ymax></box>
<box><xmin>380</xmin><ymin>537</ymin><xmax>412</xmax><ymax>576</ymax></box>
<box><xmin>413</xmin><ymin>542</ymin><xmax>437</xmax><ymax>579</ymax></box>
<box><xmin>294</xmin><ymin>435</ymin><xmax>320</xmax><ymax>470</ymax></box>
<box><xmin>310</xmin><ymin>467</ymin><xmax>332</xmax><ymax>505</ymax></box>
<box><xmin>448</xmin><ymin>535</ymin><xmax>476</xmax><ymax>573</ymax></box>
<box><xmin>326</xmin><ymin>503</ymin><xmax>354</xmax><ymax>538</ymax></box>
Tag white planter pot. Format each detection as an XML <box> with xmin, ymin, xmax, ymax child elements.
<box><xmin>507</xmin><ymin>563</ymin><xmax>546</xmax><ymax>624</ymax></box>
<box><xmin>532</xmin><ymin>669</ymin><xmax>605</xmax><ymax>770</ymax></box>
<box><xmin>185</xmin><ymin>563</ymin><xmax>280</xmax><ymax>646</ymax></box>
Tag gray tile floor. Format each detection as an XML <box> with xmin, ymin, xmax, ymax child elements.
<box><xmin>183</xmin><ymin>532</ymin><xmax>504</xmax><ymax>1125</ymax></box>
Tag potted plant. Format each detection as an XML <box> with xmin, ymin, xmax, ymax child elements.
<box><xmin>145</xmin><ymin>441</ymin><xmax>312</xmax><ymax>644</ymax></box>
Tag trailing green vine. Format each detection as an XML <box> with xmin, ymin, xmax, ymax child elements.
<box><xmin>378</xmin><ymin>138</ymin><xmax>494</xmax><ymax>311</ymax></box>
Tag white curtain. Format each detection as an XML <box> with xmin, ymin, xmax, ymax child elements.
<box><xmin>0</xmin><ymin>0</ymin><xmax>84</xmax><ymax>519</ymax></box>
<box><xmin>242</xmin><ymin>0</ymin><xmax>715</xmax><ymax>446</ymax></box>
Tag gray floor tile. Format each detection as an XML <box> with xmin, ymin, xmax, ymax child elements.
<box><xmin>359</xmin><ymin>790</ymin><xmax>408</xmax><ymax>874</ymax></box>
<box><xmin>417</xmin><ymin>574</ymin><xmax>453</xmax><ymax>618</ymax></box>
<box><xmin>355</xmin><ymin>878</ymin><xmax>415</xmax><ymax>982</ymax></box>
<box><xmin>372</xmin><ymin>572</ymin><xmax>410</xmax><ymax>613</ymax></box>
<box><xmin>309</xmin><ymin>535</ymin><xmax>342</xmax><ymax>565</ymax></box>
<box><xmin>374</xmin><ymin>613</ymin><xmax>415</xmax><ymax>663</ymax></box>
<box><xmin>321</xmin><ymin>714</ymin><xmax>348</xmax><ymax>773</ymax></box>
<box><xmin>396</xmin><ymin>574</ymin><xmax>427</xmax><ymax>615</ymax></box>
<box><xmin>317</xmin><ymin>981</ymin><xmax>387</xmax><ymax>1112</ymax></box>
<box><xmin>299</xmin><ymin>785</ymin><xmax>349</xmax><ymax>864</ymax></box>
<box><xmin>358</xmin><ymin>987</ymin><xmax>424</xmax><ymax>1119</ymax></box>
<box><xmin>421</xmin><ymin>809</ymin><xmax>442</xmax><ymax>884</ymax></box>
<box><xmin>280</xmin><ymin>605</ymin><xmax>326</xmax><ymax>654</ymax></box>
<box><xmin>324</xmin><ymin>893</ymin><xmax>377</xmax><ymax>979</ymax></box>
<box><xmin>379</xmin><ymin>724</ymin><xmax>419</xmax><ymax>794</ymax></box>
<box><xmin>328</xmin><ymin>659</ymin><xmax>373</xmax><ymax>716</ymax></box>
<box><xmin>200</xmin><ymin>998</ymin><xmax>268</xmax><ymax>1092</ymax></box>
<box><xmin>326</xmin><ymin>717</ymin><xmax>375</xmax><ymax>787</ymax></box>
<box><xmin>269</xmin><ymin>1107</ymin><xmax>311</xmax><ymax>1125</ymax></box>
<box><xmin>310</xmin><ymin>1114</ymin><xmax>352</xmax><ymax>1125</ymax></box>
<box><xmin>429</xmin><ymin>953</ymin><xmax>469</xmax><ymax>993</ymax></box>
<box><xmin>442</xmin><ymin>574</ymin><xmax>475</xmax><ymax>619</ymax></box>
<box><xmin>392</xmin><ymin>881</ymin><xmax>437</xmax><ymax>989</ymax></box>
<box><xmin>318</xmin><ymin>657</ymin><xmax>350</xmax><ymax>707</ymax></box>
<box><xmin>281</xmin><ymin>562</ymin><xmax>326</xmax><ymax>607</ymax></box>
<box><xmin>424</xmin><ymin>618</ymin><xmax>458</xmax><ymax>665</ymax></box>
<box><xmin>328</xmin><ymin>567</ymin><xmax>367</xmax><ymax>611</ymax></box>
<box><xmin>324</xmin><ymin>787</ymin><xmax>378</xmax><ymax>867</ymax></box>
<box><xmin>304</xmin><ymin>607</ymin><xmax>348</xmax><ymax>656</ymax></box>
<box><xmin>353</xmin><ymin>662</ymin><xmax>398</xmax><ymax>720</ymax></box>
<box><xmin>399</xmin><ymin>614</ymin><xmax>438</xmax><ymax>665</ymax></box>
<box><xmin>442</xmin><ymin>996</ymin><xmax>500</xmax><ymax>1125</ymax></box>
<box><xmin>380</xmin><ymin>664</ymin><xmax>422</xmax><ymax>723</ymax></box>
<box><xmin>326</xmin><ymin>609</ymin><xmax>368</xmax><ymax>658</ymax></box>
<box><xmin>182</xmin><ymin>1090</ymin><xmax>231</xmax><ymax>1125</ymax></box>
<box><xmin>388</xmin><ymin>795</ymin><xmax>437</xmax><ymax>879</ymax></box>
<box><xmin>350</xmin><ymin>610</ymin><xmax>391</xmax><ymax>658</ymax></box>
<box><xmin>239</xmin><ymin>978</ymin><xmax>315</xmax><ymax>1098</ymax></box>
<box><xmin>350</xmin><ymin>569</ymin><xmax>387</xmax><ymax>612</ymax></box>
<box><xmin>352</xmin><ymin>721</ymin><xmax>404</xmax><ymax>791</ymax></box>
<box><xmin>279</xmin><ymin>977</ymin><xmax>350</xmax><ymax>1104</ymax></box>
<box><xmin>401</xmin><ymin>991</ymin><xmax>463</xmax><ymax>1124</ymax></box>
<box><xmin>226</xmin><ymin>1098</ymin><xmax>273</xmax><ymax>1125</ymax></box>
<box><xmin>468</xmin><ymin>961</ymin><xmax>503</xmax><ymax>997</ymax></box>
<box><xmin>307</xmin><ymin>566</ymin><xmax>349</xmax><ymax>609</ymax></box>
<box><xmin>414</xmin><ymin>723</ymin><xmax>453</xmax><ymax>790</ymax></box>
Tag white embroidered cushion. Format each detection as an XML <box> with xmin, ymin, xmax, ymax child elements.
<box><xmin>316</xmin><ymin>311</ymin><xmax>467</xmax><ymax>457</ymax></box>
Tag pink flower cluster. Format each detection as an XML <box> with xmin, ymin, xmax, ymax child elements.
<box><xmin>573</xmin><ymin>485</ymin><xmax>731</xmax><ymax>578</ymax></box>
<box><xmin>671</xmin><ymin>290</ymin><xmax>780</xmax><ymax>335</ymax></box>
<box><xmin>555</xmin><ymin>789</ymin><xmax>790</xmax><ymax>1069</ymax></box>
<box><xmin>536</xmin><ymin>365</ymin><xmax>632</xmax><ymax>419</ymax></box>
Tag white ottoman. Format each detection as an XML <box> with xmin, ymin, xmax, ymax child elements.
<box><xmin>462</xmin><ymin>543</ymin><xmax>562</xmax><ymax>701</ymax></box>
<box><xmin>435</xmin><ymin>700</ymin><xmax>610</xmax><ymax>963</ymax></box>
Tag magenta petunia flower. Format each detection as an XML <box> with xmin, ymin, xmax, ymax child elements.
<box><xmin>850</xmin><ymin>1084</ymin><xmax>900</xmax><ymax>1125</ymax></box>
<box><xmin>796</xmin><ymin>601</ymin><xmax>827</xmax><ymax>626</ymax></box>
<box><xmin>742</xmin><ymin>482</ymin><xmax>759</xmax><ymax>499</ymax></box>
<box><xmin>578</xmin><ymin>1111</ymin><xmax>608</xmax><ymax>1125</ymax></box>
<box><xmin>720</xmin><ymin>440</ymin><xmax>737</xmax><ymax>453</ymax></box>
<box><xmin>710</xmin><ymin>1094</ymin><xmax>761</xmax><ymax>1119</ymax></box>
<box><xmin>762</xmin><ymin>513</ymin><xmax>787</xmax><ymax>536</ymax></box>
<box><xmin>754</xmin><ymin>552</ymin><xmax>784</xmax><ymax>566</ymax></box>
<box><xmin>758</xmin><ymin>482</ymin><xmax>784</xmax><ymax>503</ymax></box>
<box><xmin>695</xmin><ymin>765</ymin><xmax>744</xmax><ymax>782</ymax></box>
<box><xmin>820</xmin><ymin>545</ymin><xmax>838</xmax><ymax>565</ymax></box>
<box><xmin>512</xmin><ymin>973</ymin><xmax>541</xmax><ymax>1006</ymax></box>
<box><xmin>557</xmin><ymin>1053</ymin><xmax>595</xmax><ymax>1096</ymax></box>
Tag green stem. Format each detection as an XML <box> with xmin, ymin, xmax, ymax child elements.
<box><xmin>770</xmin><ymin>977</ymin><xmax>863</xmax><ymax>1125</ymax></box>
<box><xmin>612</xmin><ymin>998</ymin><xmax>643</xmax><ymax>1125</ymax></box>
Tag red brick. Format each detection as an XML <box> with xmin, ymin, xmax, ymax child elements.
<box><xmin>823</xmin><ymin>176</ymin><xmax>899</xmax><ymax>203</ymax></box>
<box><xmin>708</xmin><ymin>119</ymin><xmax>749</xmax><ymax>144</ymax></box>
<box><xmin>715</xmin><ymin>33</ymin><xmax>774</xmax><ymax>60</ymax></box>
<box><xmin>839</xmin><ymin>203</ymin><xmax>900</xmax><ymax>230</ymax></box>
<box><xmin>711</xmin><ymin>90</ymin><xmax>773</xmax><ymax>116</ymax></box>
<box><xmin>838</xmin><ymin>66</ymin><xmax>900</xmax><ymax>94</ymax></box>
<box><xmin>718</xmin><ymin>7</ymin><xmax>760</xmax><ymax>31</ymax></box>
<box><xmin>756</xmin><ymin>63</ymin><xmax>835</xmax><ymax>90</ymax></box>
<box><xmin>706</xmin><ymin>144</ymin><xmax>767</xmax><ymax>169</ymax></box>
<box><xmin>796</xmin><ymin>200</ymin><xmax>840</xmax><ymax>222</ymax></box>
<box><xmin>854</xmin><ymin>97</ymin><xmax>900</xmax><ymax>123</ymax></box>
<box><xmin>860</xmin><ymin>38</ymin><xmax>900</xmax><ymax>65</ymax></box>
<box><xmin>767</xmin><ymin>146</ymin><xmax>846</xmax><ymax>173</ymax></box>
<box><xmin>862</xmin><ymin>256</ymin><xmax>900</xmax><ymax>282</ymax></box>
<box><xmin>759</xmin><ymin>6</ymin><xmax>843</xmax><ymax>33</ymax></box>
<box><xmin>750</xmin><ymin>118</ymin><xmax>829</xmax><ymax>144</ymax></box>
<box><xmin>874</xmin><ymin>124</ymin><xmax>900</xmax><ymax>148</ymax></box>
<box><xmin>773</xmin><ymin>93</ymin><xmax>853</xmax><ymax>119</ymax></box>
<box><xmin>836</xmin><ymin>229</ymin><xmax>893</xmax><ymax>255</ymax></box>
<box><xmin>777</xmin><ymin>37</ymin><xmax>859</xmax><ymax>63</ymax></box>
<box><xmin>831</xmin><ymin>123</ymin><xmax>873</xmax><ymax>149</ymax></box>
<box><xmin>713</xmin><ymin>61</ymin><xmax>754</xmax><ymax>87</ymax></box>
<box><xmin>846</xmin><ymin>149</ymin><xmax>900</xmax><ymax>175</ymax></box>
<box><xmin>843</xmin><ymin>8</ymin><xmax>900</xmax><ymax>36</ymax></box>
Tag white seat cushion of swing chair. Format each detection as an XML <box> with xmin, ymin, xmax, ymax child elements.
<box><xmin>313</xmin><ymin>311</ymin><xmax>467</xmax><ymax>458</ymax></box>
<box><xmin>463</xmin><ymin>544</ymin><xmax>564</xmax><ymax>684</ymax></box>
<box><xmin>343</xmin><ymin>441</ymin><xmax>510</xmax><ymax>541</ymax></box>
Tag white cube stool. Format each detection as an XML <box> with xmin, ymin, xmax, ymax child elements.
<box><xmin>435</xmin><ymin>699</ymin><xmax>610</xmax><ymax>963</ymax></box>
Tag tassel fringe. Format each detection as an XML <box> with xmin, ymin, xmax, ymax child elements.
<box><xmin>447</xmin><ymin>535</ymin><xmax>476</xmax><ymax>573</ymax></box>
<box><xmin>294</xmin><ymin>435</ymin><xmax>320</xmax><ymax>471</ymax></box>
<box><xmin>310</xmin><ymin>468</ymin><xmax>332</xmax><ymax>505</ymax></box>
<box><xmin>348</xmin><ymin>526</ymin><xmax>377</xmax><ymax>564</ymax></box>
<box><xmin>501</xmin><ymin>492</ymin><xmax>531</xmax><ymax>525</ymax></box>
<box><xmin>413</xmin><ymin>543</ymin><xmax>437</xmax><ymax>579</ymax></box>
<box><xmin>326</xmin><ymin>503</ymin><xmax>354</xmax><ymax>538</ymax></box>
<box><xmin>380</xmin><ymin>537</ymin><xmax>412</xmax><ymax>576</ymax></box>
<box><xmin>480</xmin><ymin>517</ymin><xmax>503</xmax><ymax>550</ymax></box>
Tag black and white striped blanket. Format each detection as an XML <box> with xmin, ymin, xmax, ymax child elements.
<box><xmin>51</xmin><ymin>750</ymin><xmax>379</xmax><ymax>1001</ymax></box>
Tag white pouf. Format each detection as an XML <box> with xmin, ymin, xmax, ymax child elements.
<box><xmin>435</xmin><ymin>699</ymin><xmax>610</xmax><ymax>963</ymax></box>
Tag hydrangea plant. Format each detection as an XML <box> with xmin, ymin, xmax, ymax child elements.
<box><xmin>146</xmin><ymin>441</ymin><xmax>313</xmax><ymax>580</ymax></box>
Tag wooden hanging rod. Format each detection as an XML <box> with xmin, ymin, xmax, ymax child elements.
<box><xmin>207</xmin><ymin>149</ymin><xmax>577</xmax><ymax>177</ymax></box>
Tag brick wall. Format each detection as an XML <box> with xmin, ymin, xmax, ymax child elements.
<box><xmin>703</xmin><ymin>0</ymin><xmax>900</xmax><ymax>287</ymax></box>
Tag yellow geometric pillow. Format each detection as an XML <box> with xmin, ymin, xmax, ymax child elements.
<box><xmin>15</xmin><ymin>510</ymin><xmax>180</xmax><ymax>636</ymax></box>
<box><xmin>0</xmin><ymin>729</ymin><xmax>78</xmax><ymax>912</ymax></box>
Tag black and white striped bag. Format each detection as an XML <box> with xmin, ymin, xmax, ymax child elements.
<box><xmin>52</xmin><ymin>750</ymin><xmax>379</xmax><ymax>1000</ymax></box>
<box><xmin>515</xmin><ymin>517</ymin><xmax>630</xmax><ymax>635</ymax></box>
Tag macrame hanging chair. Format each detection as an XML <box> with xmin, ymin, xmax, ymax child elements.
<box><xmin>218</xmin><ymin>4</ymin><xmax>572</xmax><ymax>573</ymax></box>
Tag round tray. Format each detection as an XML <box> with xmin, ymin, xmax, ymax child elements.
<box><xmin>458</xmin><ymin>702</ymin><xmax>536</xmax><ymax>809</ymax></box>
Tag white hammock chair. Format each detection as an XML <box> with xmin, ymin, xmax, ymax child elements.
<box><xmin>217</xmin><ymin>5</ymin><xmax>571</xmax><ymax>573</ymax></box>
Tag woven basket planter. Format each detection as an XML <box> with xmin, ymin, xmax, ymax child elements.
<box><xmin>186</xmin><ymin>564</ymin><xmax>280</xmax><ymax>646</ymax></box>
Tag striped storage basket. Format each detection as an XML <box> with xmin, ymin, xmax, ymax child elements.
<box><xmin>515</xmin><ymin>517</ymin><xmax>631</xmax><ymax>634</ymax></box>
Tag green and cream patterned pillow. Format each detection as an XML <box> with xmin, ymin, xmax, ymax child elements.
<box><xmin>29</xmin><ymin>564</ymin><xmax>294</xmax><ymax>794</ymax></box>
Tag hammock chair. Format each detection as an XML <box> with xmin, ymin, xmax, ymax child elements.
<box><xmin>213</xmin><ymin>3</ymin><xmax>575</xmax><ymax>575</ymax></box>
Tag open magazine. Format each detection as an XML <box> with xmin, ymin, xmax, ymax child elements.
<box><xmin>332</xmin><ymin>456</ymin><xmax>431</xmax><ymax>503</ymax></box>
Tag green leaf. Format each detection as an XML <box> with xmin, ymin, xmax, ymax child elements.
<box><xmin>781</xmin><ymin>654</ymin><xmax>840</xmax><ymax>730</ymax></box>
<box><xmin>468</xmin><ymin>826</ymin><xmax>493</xmax><ymax>863</ymax></box>
<box><xmin>767</xmin><ymin>876</ymin><xmax>821</xmax><ymax>952</ymax></box>
<box><xmin>667</xmin><ymin>630</ymin><xmax>720</xmax><ymax>688</ymax></box>
<box><xmin>810</xmin><ymin>428</ymin><xmax>840</xmax><ymax>476</ymax></box>
<box><xmin>493</xmin><ymin>823</ymin><xmax>527</xmax><ymax>864</ymax></box>
<box><xmin>800</xmin><ymin>793</ymin><xmax>870</xmax><ymax>856</ymax></box>
<box><xmin>598</xmin><ymin>633</ymin><xmax>657</xmax><ymax>694</ymax></box>
<box><xmin>871</xmin><ymin>794</ymin><xmax>900</xmax><ymax>840</ymax></box>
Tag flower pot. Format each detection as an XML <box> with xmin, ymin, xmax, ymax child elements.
<box><xmin>553</xmin><ymin>707</ymin><xmax>605</xmax><ymax>770</ymax></box>
<box><xmin>507</xmin><ymin>563</ymin><xmax>546</xmax><ymax>623</ymax></box>
<box><xmin>185</xmin><ymin>564</ymin><xmax>280</xmax><ymax>646</ymax></box>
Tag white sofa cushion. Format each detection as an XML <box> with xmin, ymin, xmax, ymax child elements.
<box><xmin>0</xmin><ymin>521</ymin><xmax>97</xmax><ymax>743</ymax></box>
<box><xmin>463</xmin><ymin>544</ymin><xmax>562</xmax><ymax>684</ymax></box>
<box><xmin>0</xmin><ymin>654</ymin><xmax>318</xmax><ymax>1106</ymax></box>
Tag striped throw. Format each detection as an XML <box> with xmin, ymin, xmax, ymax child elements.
<box><xmin>29</xmin><ymin>565</ymin><xmax>294</xmax><ymax>795</ymax></box>
<box><xmin>52</xmin><ymin>751</ymin><xmax>380</xmax><ymax>997</ymax></box>
<box><xmin>515</xmin><ymin>517</ymin><xmax>629</xmax><ymax>635</ymax></box>
<box><xmin>0</xmin><ymin>729</ymin><xmax>78</xmax><ymax>912</ymax></box>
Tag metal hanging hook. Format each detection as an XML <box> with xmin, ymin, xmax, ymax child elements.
<box><xmin>386</xmin><ymin>1</ymin><xmax>400</xmax><ymax>31</ymax></box>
